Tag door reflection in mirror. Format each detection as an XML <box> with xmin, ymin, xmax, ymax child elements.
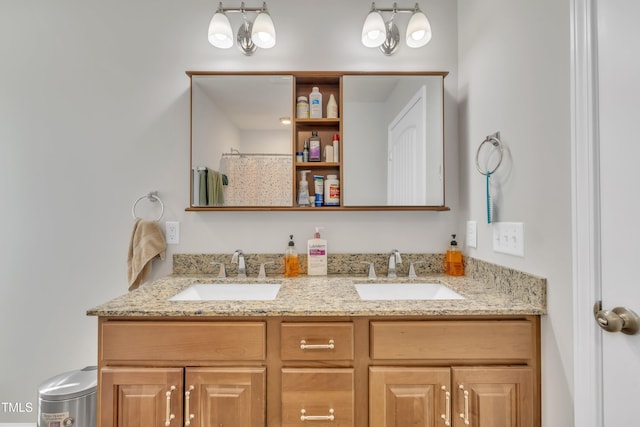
<box><xmin>343</xmin><ymin>74</ymin><xmax>444</xmax><ymax>206</ymax></box>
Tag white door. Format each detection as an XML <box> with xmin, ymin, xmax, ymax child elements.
<box><xmin>595</xmin><ymin>0</ymin><xmax>640</xmax><ymax>424</ymax></box>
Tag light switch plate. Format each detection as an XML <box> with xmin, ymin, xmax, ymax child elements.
<box><xmin>492</xmin><ymin>222</ymin><xmax>524</xmax><ymax>256</ymax></box>
<box><xmin>466</xmin><ymin>221</ymin><xmax>477</xmax><ymax>248</ymax></box>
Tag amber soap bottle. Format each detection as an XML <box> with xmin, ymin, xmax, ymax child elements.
<box><xmin>284</xmin><ymin>234</ymin><xmax>299</xmax><ymax>277</ymax></box>
<box><xmin>445</xmin><ymin>234</ymin><xmax>464</xmax><ymax>276</ymax></box>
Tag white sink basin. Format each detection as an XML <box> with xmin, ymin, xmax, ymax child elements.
<box><xmin>169</xmin><ymin>283</ymin><xmax>281</xmax><ymax>301</ymax></box>
<box><xmin>354</xmin><ymin>283</ymin><xmax>464</xmax><ymax>301</ymax></box>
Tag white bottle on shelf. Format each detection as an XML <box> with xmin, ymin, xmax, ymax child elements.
<box><xmin>309</xmin><ymin>87</ymin><xmax>323</xmax><ymax>118</ymax></box>
<box><xmin>324</xmin><ymin>175</ymin><xmax>340</xmax><ymax>206</ymax></box>
<box><xmin>327</xmin><ymin>94</ymin><xmax>338</xmax><ymax>118</ymax></box>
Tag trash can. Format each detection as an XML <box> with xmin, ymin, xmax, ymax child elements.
<box><xmin>38</xmin><ymin>366</ymin><xmax>97</xmax><ymax>427</ymax></box>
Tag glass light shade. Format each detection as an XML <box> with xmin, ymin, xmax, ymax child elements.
<box><xmin>208</xmin><ymin>12</ymin><xmax>233</xmax><ymax>48</ymax></box>
<box><xmin>251</xmin><ymin>11</ymin><xmax>276</xmax><ymax>49</ymax></box>
<box><xmin>405</xmin><ymin>10</ymin><xmax>432</xmax><ymax>48</ymax></box>
<box><xmin>361</xmin><ymin>10</ymin><xmax>386</xmax><ymax>47</ymax></box>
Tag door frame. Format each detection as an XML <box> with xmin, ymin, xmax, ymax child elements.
<box><xmin>570</xmin><ymin>0</ymin><xmax>603</xmax><ymax>425</ymax></box>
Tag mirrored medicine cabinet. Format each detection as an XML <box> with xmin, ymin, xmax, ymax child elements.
<box><xmin>186</xmin><ymin>71</ymin><xmax>448</xmax><ymax>211</ymax></box>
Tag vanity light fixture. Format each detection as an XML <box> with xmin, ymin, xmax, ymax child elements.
<box><xmin>208</xmin><ymin>2</ymin><xmax>276</xmax><ymax>55</ymax></box>
<box><xmin>362</xmin><ymin>2</ymin><xmax>432</xmax><ymax>55</ymax></box>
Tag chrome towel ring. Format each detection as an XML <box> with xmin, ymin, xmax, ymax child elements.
<box><xmin>132</xmin><ymin>191</ymin><xmax>164</xmax><ymax>221</ymax></box>
<box><xmin>475</xmin><ymin>132</ymin><xmax>503</xmax><ymax>175</ymax></box>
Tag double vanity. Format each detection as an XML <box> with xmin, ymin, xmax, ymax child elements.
<box><xmin>87</xmin><ymin>70</ymin><xmax>545</xmax><ymax>426</ymax></box>
<box><xmin>88</xmin><ymin>254</ymin><xmax>545</xmax><ymax>427</ymax></box>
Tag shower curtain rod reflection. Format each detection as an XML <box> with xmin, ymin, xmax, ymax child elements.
<box><xmin>222</xmin><ymin>151</ymin><xmax>291</xmax><ymax>157</ymax></box>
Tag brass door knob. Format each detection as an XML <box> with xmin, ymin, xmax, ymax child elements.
<box><xmin>594</xmin><ymin>302</ymin><xmax>639</xmax><ymax>335</ymax></box>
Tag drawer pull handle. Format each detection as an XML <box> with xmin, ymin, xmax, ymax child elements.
<box><xmin>300</xmin><ymin>339</ymin><xmax>335</xmax><ymax>350</ymax></box>
<box><xmin>300</xmin><ymin>408</ymin><xmax>335</xmax><ymax>421</ymax></box>
<box><xmin>459</xmin><ymin>385</ymin><xmax>470</xmax><ymax>425</ymax></box>
<box><xmin>441</xmin><ymin>385</ymin><xmax>450</xmax><ymax>426</ymax></box>
<box><xmin>185</xmin><ymin>385</ymin><xmax>195</xmax><ymax>426</ymax></box>
<box><xmin>164</xmin><ymin>386</ymin><xmax>176</xmax><ymax>426</ymax></box>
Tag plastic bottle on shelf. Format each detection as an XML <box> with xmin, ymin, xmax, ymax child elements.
<box><xmin>324</xmin><ymin>175</ymin><xmax>340</xmax><ymax>206</ymax></box>
<box><xmin>309</xmin><ymin>87</ymin><xmax>323</xmax><ymax>118</ymax></box>
<box><xmin>308</xmin><ymin>131</ymin><xmax>321</xmax><ymax>161</ymax></box>
<box><xmin>332</xmin><ymin>134</ymin><xmax>340</xmax><ymax>162</ymax></box>
<box><xmin>303</xmin><ymin>140</ymin><xmax>309</xmax><ymax>162</ymax></box>
<box><xmin>327</xmin><ymin>94</ymin><xmax>338</xmax><ymax>118</ymax></box>
<box><xmin>297</xmin><ymin>170</ymin><xmax>311</xmax><ymax>206</ymax></box>
<box><xmin>296</xmin><ymin>96</ymin><xmax>309</xmax><ymax>119</ymax></box>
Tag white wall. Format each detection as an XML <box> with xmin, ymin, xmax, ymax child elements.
<box><xmin>0</xmin><ymin>0</ymin><xmax>574</xmax><ymax>425</ymax></box>
<box><xmin>0</xmin><ymin>0</ymin><xmax>458</xmax><ymax>423</ymax></box>
<box><xmin>457</xmin><ymin>1</ymin><xmax>573</xmax><ymax>426</ymax></box>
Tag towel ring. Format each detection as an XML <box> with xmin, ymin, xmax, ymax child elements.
<box><xmin>132</xmin><ymin>191</ymin><xmax>164</xmax><ymax>221</ymax></box>
<box><xmin>475</xmin><ymin>132</ymin><xmax>503</xmax><ymax>176</ymax></box>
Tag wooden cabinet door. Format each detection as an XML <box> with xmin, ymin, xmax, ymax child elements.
<box><xmin>452</xmin><ymin>367</ymin><xmax>534</xmax><ymax>427</ymax></box>
<box><xmin>185</xmin><ymin>367</ymin><xmax>266</xmax><ymax>427</ymax></box>
<box><xmin>369</xmin><ymin>367</ymin><xmax>452</xmax><ymax>427</ymax></box>
<box><xmin>99</xmin><ymin>367</ymin><xmax>183</xmax><ymax>427</ymax></box>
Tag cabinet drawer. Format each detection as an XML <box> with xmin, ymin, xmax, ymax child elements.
<box><xmin>370</xmin><ymin>320</ymin><xmax>534</xmax><ymax>361</ymax></box>
<box><xmin>101</xmin><ymin>321</ymin><xmax>266</xmax><ymax>361</ymax></box>
<box><xmin>281</xmin><ymin>322</ymin><xmax>354</xmax><ymax>361</ymax></box>
<box><xmin>281</xmin><ymin>368</ymin><xmax>354</xmax><ymax>426</ymax></box>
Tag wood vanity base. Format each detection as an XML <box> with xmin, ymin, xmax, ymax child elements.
<box><xmin>97</xmin><ymin>315</ymin><xmax>540</xmax><ymax>427</ymax></box>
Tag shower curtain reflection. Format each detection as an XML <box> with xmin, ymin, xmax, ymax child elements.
<box><xmin>220</xmin><ymin>154</ymin><xmax>293</xmax><ymax>206</ymax></box>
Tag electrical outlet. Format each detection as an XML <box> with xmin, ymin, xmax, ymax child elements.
<box><xmin>492</xmin><ymin>222</ymin><xmax>524</xmax><ymax>256</ymax></box>
<box><xmin>466</xmin><ymin>220</ymin><xmax>477</xmax><ymax>248</ymax></box>
<box><xmin>165</xmin><ymin>221</ymin><xmax>180</xmax><ymax>244</ymax></box>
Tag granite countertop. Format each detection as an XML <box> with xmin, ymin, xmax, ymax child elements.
<box><xmin>86</xmin><ymin>272</ymin><xmax>546</xmax><ymax>318</ymax></box>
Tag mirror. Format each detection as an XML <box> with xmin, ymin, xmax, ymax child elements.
<box><xmin>342</xmin><ymin>74</ymin><xmax>444</xmax><ymax>206</ymax></box>
<box><xmin>188</xmin><ymin>72</ymin><xmax>446</xmax><ymax>210</ymax></box>
<box><xmin>190</xmin><ymin>74</ymin><xmax>294</xmax><ymax>207</ymax></box>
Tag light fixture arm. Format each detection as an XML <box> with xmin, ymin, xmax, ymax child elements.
<box><xmin>369</xmin><ymin>1</ymin><xmax>419</xmax><ymax>15</ymax></box>
<box><xmin>217</xmin><ymin>1</ymin><xmax>268</xmax><ymax>15</ymax></box>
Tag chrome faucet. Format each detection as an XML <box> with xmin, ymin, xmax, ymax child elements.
<box><xmin>388</xmin><ymin>249</ymin><xmax>402</xmax><ymax>278</ymax></box>
<box><xmin>231</xmin><ymin>249</ymin><xmax>247</xmax><ymax>278</ymax></box>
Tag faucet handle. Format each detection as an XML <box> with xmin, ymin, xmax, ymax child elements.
<box><xmin>231</xmin><ymin>249</ymin><xmax>243</xmax><ymax>263</ymax></box>
<box><xmin>408</xmin><ymin>261</ymin><xmax>425</xmax><ymax>279</ymax></box>
<box><xmin>257</xmin><ymin>262</ymin><xmax>274</xmax><ymax>279</ymax></box>
<box><xmin>210</xmin><ymin>261</ymin><xmax>226</xmax><ymax>278</ymax></box>
<box><xmin>360</xmin><ymin>261</ymin><xmax>377</xmax><ymax>279</ymax></box>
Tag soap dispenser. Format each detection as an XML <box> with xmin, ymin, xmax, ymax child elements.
<box><xmin>307</xmin><ymin>227</ymin><xmax>327</xmax><ymax>276</ymax></box>
<box><xmin>285</xmin><ymin>234</ymin><xmax>299</xmax><ymax>277</ymax></box>
<box><xmin>298</xmin><ymin>170</ymin><xmax>311</xmax><ymax>207</ymax></box>
<box><xmin>445</xmin><ymin>234</ymin><xmax>464</xmax><ymax>276</ymax></box>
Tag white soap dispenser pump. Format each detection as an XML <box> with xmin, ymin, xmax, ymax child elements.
<box><xmin>307</xmin><ymin>227</ymin><xmax>327</xmax><ymax>276</ymax></box>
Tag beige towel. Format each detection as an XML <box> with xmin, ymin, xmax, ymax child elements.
<box><xmin>127</xmin><ymin>219</ymin><xmax>166</xmax><ymax>290</ymax></box>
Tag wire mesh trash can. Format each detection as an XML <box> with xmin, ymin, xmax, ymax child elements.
<box><xmin>38</xmin><ymin>366</ymin><xmax>97</xmax><ymax>427</ymax></box>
